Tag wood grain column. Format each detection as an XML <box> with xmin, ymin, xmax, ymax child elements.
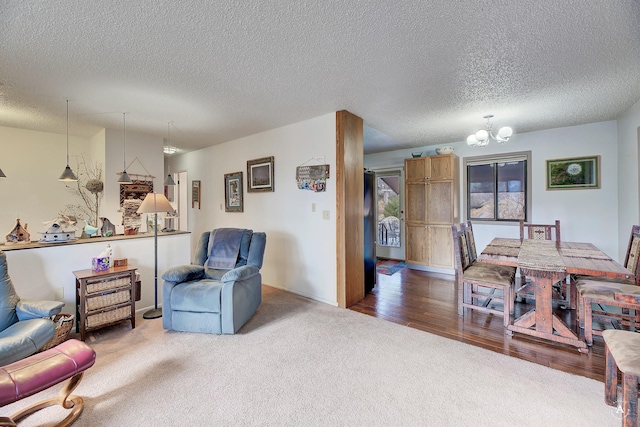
<box><xmin>336</xmin><ymin>110</ymin><xmax>364</xmax><ymax>308</ymax></box>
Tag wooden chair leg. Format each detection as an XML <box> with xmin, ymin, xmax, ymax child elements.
<box><xmin>604</xmin><ymin>342</ymin><xmax>618</xmax><ymax>407</ymax></box>
<box><xmin>583</xmin><ymin>297</ymin><xmax>594</xmax><ymax>346</ymax></box>
<box><xmin>503</xmin><ymin>286</ymin><xmax>511</xmax><ymax>328</ymax></box>
<box><xmin>622</xmin><ymin>373</ymin><xmax>638</xmax><ymax>427</ymax></box>
<box><xmin>457</xmin><ymin>279</ymin><xmax>464</xmax><ymax>315</ymax></box>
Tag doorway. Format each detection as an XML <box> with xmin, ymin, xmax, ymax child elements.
<box><xmin>375</xmin><ymin>169</ymin><xmax>405</xmax><ymax>260</ymax></box>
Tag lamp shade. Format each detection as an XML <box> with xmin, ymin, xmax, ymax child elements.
<box><xmin>117</xmin><ymin>170</ymin><xmax>132</xmax><ymax>184</ymax></box>
<box><xmin>137</xmin><ymin>193</ymin><xmax>174</xmax><ymax>214</ymax></box>
<box><xmin>163</xmin><ymin>174</ymin><xmax>176</xmax><ymax>186</ymax></box>
<box><xmin>497</xmin><ymin>126</ymin><xmax>513</xmax><ymax>140</ymax></box>
<box><xmin>0</xmin><ymin>168</ymin><xmax>6</xmax><ymax>178</ymax></box>
<box><xmin>59</xmin><ymin>165</ymin><xmax>78</xmax><ymax>181</ymax></box>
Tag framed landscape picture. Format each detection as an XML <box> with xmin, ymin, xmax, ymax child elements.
<box><xmin>224</xmin><ymin>172</ymin><xmax>243</xmax><ymax>212</ymax></box>
<box><xmin>247</xmin><ymin>156</ymin><xmax>274</xmax><ymax>192</ymax></box>
<box><xmin>546</xmin><ymin>155</ymin><xmax>600</xmax><ymax>190</ymax></box>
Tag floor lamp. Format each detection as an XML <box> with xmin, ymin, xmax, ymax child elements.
<box><xmin>137</xmin><ymin>193</ymin><xmax>174</xmax><ymax>319</ymax></box>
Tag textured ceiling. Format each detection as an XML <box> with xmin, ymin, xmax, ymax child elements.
<box><xmin>1</xmin><ymin>1</ymin><xmax>639</xmax><ymax>154</ymax></box>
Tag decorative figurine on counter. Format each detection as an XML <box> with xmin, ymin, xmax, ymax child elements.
<box><xmin>100</xmin><ymin>217</ymin><xmax>116</xmax><ymax>237</ymax></box>
<box><xmin>83</xmin><ymin>220</ymin><xmax>99</xmax><ymax>237</ymax></box>
<box><xmin>39</xmin><ymin>215</ymin><xmax>77</xmax><ymax>243</ymax></box>
<box><xmin>5</xmin><ymin>218</ymin><xmax>30</xmax><ymax>244</ymax></box>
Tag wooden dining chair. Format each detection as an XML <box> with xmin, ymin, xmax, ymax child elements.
<box><xmin>519</xmin><ymin>219</ymin><xmax>561</xmax><ymax>243</ymax></box>
<box><xmin>517</xmin><ymin>219</ymin><xmax>569</xmax><ymax>307</ymax></box>
<box><xmin>451</xmin><ymin>223</ymin><xmax>516</xmax><ymax>327</ymax></box>
<box><xmin>576</xmin><ymin>225</ymin><xmax>640</xmax><ymax>345</ymax></box>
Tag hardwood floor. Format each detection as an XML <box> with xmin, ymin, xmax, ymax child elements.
<box><xmin>349</xmin><ymin>265</ymin><xmax>607</xmax><ymax>382</ymax></box>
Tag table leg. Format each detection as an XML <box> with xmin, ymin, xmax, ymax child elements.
<box><xmin>508</xmin><ymin>269</ymin><xmax>587</xmax><ymax>352</ymax></box>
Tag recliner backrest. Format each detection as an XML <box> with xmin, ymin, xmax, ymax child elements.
<box><xmin>0</xmin><ymin>251</ymin><xmax>20</xmax><ymax>332</ymax></box>
<box><xmin>192</xmin><ymin>228</ymin><xmax>266</xmax><ymax>269</ymax></box>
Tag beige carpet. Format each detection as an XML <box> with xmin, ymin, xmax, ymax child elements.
<box><xmin>1</xmin><ymin>286</ymin><xmax>622</xmax><ymax>426</ymax></box>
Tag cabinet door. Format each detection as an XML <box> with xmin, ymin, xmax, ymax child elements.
<box><xmin>405</xmin><ymin>158</ymin><xmax>426</xmax><ymax>182</ymax></box>
<box><xmin>405</xmin><ymin>224</ymin><xmax>427</xmax><ymax>264</ymax></box>
<box><xmin>427</xmin><ymin>155</ymin><xmax>454</xmax><ymax>180</ymax></box>
<box><xmin>426</xmin><ymin>181</ymin><xmax>454</xmax><ymax>224</ymax></box>
<box><xmin>427</xmin><ymin>225</ymin><xmax>454</xmax><ymax>268</ymax></box>
<box><xmin>405</xmin><ymin>183</ymin><xmax>426</xmax><ymax>223</ymax></box>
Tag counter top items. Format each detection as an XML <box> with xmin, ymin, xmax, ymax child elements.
<box><xmin>5</xmin><ymin>218</ymin><xmax>30</xmax><ymax>244</ymax></box>
<box><xmin>100</xmin><ymin>217</ymin><xmax>116</xmax><ymax>237</ymax></box>
<box><xmin>39</xmin><ymin>215</ymin><xmax>77</xmax><ymax>243</ymax></box>
<box><xmin>435</xmin><ymin>146</ymin><xmax>454</xmax><ymax>155</ymax></box>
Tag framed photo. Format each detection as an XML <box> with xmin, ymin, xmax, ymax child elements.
<box><xmin>192</xmin><ymin>180</ymin><xmax>201</xmax><ymax>209</ymax></box>
<box><xmin>224</xmin><ymin>172</ymin><xmax>243</xmax><ymax>212</ymax></box>
<box><xmin>247</xmin><ymin>156</ymin><xmax>274</xmax><ymax>192</ymax></box>
<box><xmin>546</xmin><ymin>155</ymin><xmax>600</xmax><ymax>190</ymax></box>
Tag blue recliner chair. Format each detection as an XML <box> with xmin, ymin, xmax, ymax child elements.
<box><xmin>162</xmin><ymin>228</ymin><xmax>266</xmax><ymax>334</ymax></box>
<box><xmin>0</xmin><ymin>251</ymin><xmax>64</xmax><ymax>365</ymax></box>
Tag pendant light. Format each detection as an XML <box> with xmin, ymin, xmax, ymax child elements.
<box><xmin>0</xmin><ymin>168</ymin><xmax>6</xmax><ymax>178</ymax></box>
<box><xmin>58</xmin><ymin>100</ymin><xmax>78</xmax><ymax>181</ymax></box>
<box><xmin>117</xmin><ymin>112</ymin><xmax>132</xmax><ymax>183</ymax></box>
<box><xmin>163</xmin><ymin>122</ymin><xmax>176</xmax><ymax>186</ymax></box>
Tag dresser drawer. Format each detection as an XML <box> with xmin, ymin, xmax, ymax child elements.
<box><xmin>86</xmin><ymin>306</ymin><xmax>131</xmax><ymax>329</ymax></box>
<box><xmin>86</xmin><ymin>289</ymin><xmax>131</xmax><ymax>311</ymax></box>
<box><xmin>86</xmin><ymin>275</ymin><xmax>131</xmax><ymax>294</ymax></box>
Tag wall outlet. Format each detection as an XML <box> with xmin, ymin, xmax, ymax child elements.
<box><xmin>312</xmin><ymin>203</ymin><xmax>316</xmax><ymax>212</ymax></box>
<box><xmin>54</xmin><ymin>287</ymin><xmax>64</xmax><ymax>300</ymax></box>
<box><xmin>322</xmin><ymin>210</ymin><xmax>330</xmax><ymax>220</ymax></box>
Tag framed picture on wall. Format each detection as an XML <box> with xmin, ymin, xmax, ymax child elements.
<box><xmin>225</xmin><ymin>172</ymin><xmax>243</xmax><ymax>212</ymax></box>
<box><xmin>546</xmin><ymin>155</ymin><xmax>600</xmax><ymax>190</ymax></box>
<box><xmin>247</xmin><ymin>156</ymin><xmax>274</xmax><ymax>192</ymax></box>
<box><xmin>192</xmin><ymin>180</ymin><xmax>201</xmax><ymax>208</ymax></box>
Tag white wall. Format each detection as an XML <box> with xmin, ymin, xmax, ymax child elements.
<box><xmin>171</xmin><ymin>113</ymin><xmax>338</xmax><ymax>305</ymax></box>
<box><xmin>3</xmin><ymin>233</ymin><xmax>191</xmax><ymax>315</ymax></box>
<box><xmin>366</xmin><ymin>121</ymin><xmax>623</xmax><ymax>263</ymax></box>
<box><xmin>102</xmin><ymin>128</ymin><xmax>166</xmax><ymax>229</ymax></box>
<box><xmin>616</xmin><ymin>98</ymin><xmax>640</xmax><ymax>259</ymax></box>
<box><xmin>0</xmin><ymin>126</ymin><xmax>91</xmax><ymax>236</ymax></box>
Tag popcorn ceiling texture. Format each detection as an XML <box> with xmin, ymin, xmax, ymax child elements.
<box><xmin>1</xmin><ymin>0</ymin><xmax>639</xmax><ymax>153</ymax></box>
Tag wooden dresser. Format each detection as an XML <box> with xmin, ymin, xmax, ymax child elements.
<box><xmin>73</xmin><ymin>265</ymin><xmax>137</xmax><ymax>340</ymax></box>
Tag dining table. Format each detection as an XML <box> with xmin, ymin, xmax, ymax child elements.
<box><xmin>479</xmin><ymin>238</ymin><xmax>635</xmax><ymax>353</ymax></box>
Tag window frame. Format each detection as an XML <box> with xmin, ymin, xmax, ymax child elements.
<box><xmin>463</xmin><ymin>151</ymin><xmax>532</xmax><ymax>224</ymax></box>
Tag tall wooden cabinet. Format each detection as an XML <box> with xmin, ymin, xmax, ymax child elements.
<box><xmin>404</xmin><ymin>154</ymin><xmax>459</xmax><ymax>269</ymax></box>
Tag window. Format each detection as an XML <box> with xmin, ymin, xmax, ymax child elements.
<box><xmin>465</xmin><ymin>152</ymin><xmax>531</xmax><ymax>222</ymax></box>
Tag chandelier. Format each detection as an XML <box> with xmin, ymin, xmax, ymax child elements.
<box><xmin>466</xmin><ymin>114</ymin><xmax>513</xmax><ymax>147</ymax></box>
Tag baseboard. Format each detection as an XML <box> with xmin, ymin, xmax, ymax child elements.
<box><xmin>263</xmin><ymin>282</ymin><xmax>339</xmax><ymax>307</ymax></box>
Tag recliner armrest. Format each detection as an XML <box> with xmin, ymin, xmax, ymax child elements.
<box><xmin>221</xmin><ymin>265</ymin><xmax>259</xmax><ymax>283</ymax></box>
<box><xmin>16</xmin><ymin>300</ymin><xmax>64</xmax><ymax>321</ymax></box>
<box><xmin>162</xmin><ymin>265</ymin><xmax>205</xmax><ymax>283</ymax></box>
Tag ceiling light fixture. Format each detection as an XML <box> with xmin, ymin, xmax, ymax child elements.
<box><xmin>163</xmin><ymin>122</ymin><xmax>176</xmax><ymax>186</ymax></box>
<box><xmin>117</xmin><ymin>112</ymin><xmax>132</xmax><ymax>183</ymax></box>
<box><xmin>58</xmin><ymin>100</ymin><xmax>78</xmax><ymax>181</ymax></box>
<box><xmin>163</xmin><ymin>145</ymin><xmax>177</xmax><ymax>155</ymax></box>
<box><xmin>466</xmin><ymin>114</ymin><xmax>513</xmax><ymax>147</ymax></box>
